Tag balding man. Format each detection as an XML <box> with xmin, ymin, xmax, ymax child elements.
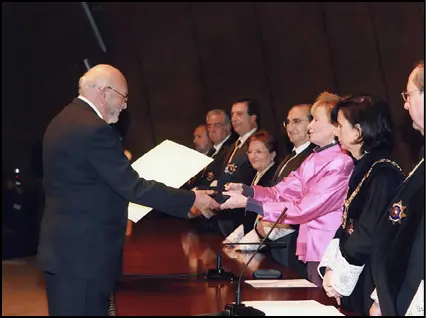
<box><xmin>193</xmin><ymin>124</ymin><xmax>213</xmax><ymax>155</ymax></box>
<box><xmin>191</xmin><ymin>109</ymin><xmax>237</xmax><ymax>190</ymax></box>
<box><xmin>37</xmin><ymin>64</ymin><xmax>219</xmax><ymax>316</ymax></box>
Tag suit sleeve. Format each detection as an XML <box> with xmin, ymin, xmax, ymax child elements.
<box><xmin>87</xmin><ymin>125</ymin><xmax>195</xmax><ymax>217</ymax></box>
<box><xmin>261</xmin><ymin>164</ymin><xmax>351</xmax><ymax>225</ymax></box>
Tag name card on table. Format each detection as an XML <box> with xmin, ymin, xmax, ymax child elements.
<box><xmin>245</xmin><ymin>279</ymin><xmax>318</xmax><ymax>288</ymax></box>
<box><xmin>242</xmin><ymin>300</ymin><xmax>344</xmax><ymax>316</ymax></box>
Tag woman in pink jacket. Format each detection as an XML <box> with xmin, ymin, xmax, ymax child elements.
<box><xmin>221</xmin><ymin>92</ymin><xmax>354</xmax><ymax>286</ymax></box>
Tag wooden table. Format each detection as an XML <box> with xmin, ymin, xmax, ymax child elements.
<box><xmin>115</xmin><ymin>213</ymin><xmax>353</xmax><ymax>316</ymax></box>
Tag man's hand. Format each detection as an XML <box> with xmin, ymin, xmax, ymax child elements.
<box><xmin>369</xmin><ymin>301</ymin><xmax>382</xmax><ymax>316</ymax></box>
<box><xmin>193</xmin><ymin>190</ymin><xmax>220</xmax><ymax>211</ymax></box>
<box><xmin>188</xmin><ymin>206</ymin><xmax>202</xmax><ymax>218</ymax></box>
<box><xmin>224</xmin><ymin>182</ymin><xmax>244</xmax><ymax>194</ymax></box>
<box><xmin>220</xmin><ymin>191</ymin><xmax>248</xmax><ymax>209</ymax></box>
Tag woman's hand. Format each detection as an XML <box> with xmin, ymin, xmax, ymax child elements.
<box><xmin>220</xmin><ymin>191</ymin><xmax>248</xmax><ymax>209</ymax></box>
<box><xmin>224</xmin><ymin>182</ymin><xmax>244</xmax><ymax>194</ymax></box>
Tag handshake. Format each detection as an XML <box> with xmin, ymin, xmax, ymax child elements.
<box><xmin>189</xmin><ymin>183</ymin><xmax>248</xmax><ymax>217</ymax></box>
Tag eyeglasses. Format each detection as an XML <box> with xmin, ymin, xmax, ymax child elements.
<box><xmin>283</xmin><ymin>118</ymin><xmax>310</xmax><ymax>128</ymax></box>
<box><xmin>401</xmin><ymin>90</ymin><xmax>420</xmax><ymax>102</ymax></box>
<box><xmin>207</xmin><ymin>123</ymin><xmax>225</xmax><ymax>129</ymax></box>
<box><xmin>107</xmin><ymin>86</ymin><xmax>128</xmax><ymax>103</ymax></box>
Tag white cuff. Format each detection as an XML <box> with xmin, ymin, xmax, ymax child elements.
<box><xmin>406</xmin><ymin>280</ymin><xmax>424</xmax><ymax>316</ymax></box>
<box><xmin>224</xmin><ymin>224</ymin><xmax>245</xmax><ymax>244</ymax></box>
<box><xmin>236</xmin><ymin>229</ymin><xmax>264</xmax><ymax>251</ymax></box>
<box><xmin>330</xmin><ymin>247</ymin><xmax>365</xmax><ymax>296</ymax></box>
<box><xmin>318</xmin><ymin>238</ymin><xmax>340</xmax><ymax>279</ymax></box>
<box><xmin>370</xmin><ymin>288</ymin><xmax>379</xmax><ymax>303</ymax></box>
<box><xmin>265</xmin><ymin>226</ymin><xmax>295</xmax><ymax>241</ymax></box>
<box><xmin>200</xmin><ymin>209</ymin><xmax>215</xmax><ymax>219</ymax></box>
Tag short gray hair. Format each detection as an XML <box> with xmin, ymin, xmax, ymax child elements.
<box><xmin>206</xmin><ymin>109</ymin><xmax>231</xmax><ymax>124</ymax></box>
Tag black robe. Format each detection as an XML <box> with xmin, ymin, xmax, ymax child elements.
<box><xmin>332</xmin><ymin>151</ymin><xmax>404</xmax><ymax>315</ymax></box>
<box><xmin>370</xmin><ymin>155</ymin><xmax>424</xmax><ymax>316</ymax></box>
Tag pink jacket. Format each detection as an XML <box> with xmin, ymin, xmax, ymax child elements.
<box><xmin>251</xmin><ymin>144</ymin><xmax>353</xmax><ymax>262</ymax></box>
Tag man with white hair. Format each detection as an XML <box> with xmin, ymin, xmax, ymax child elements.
<box><xmin>38</xmin><ymin>64</ymin><xmax>219</xmax><ymax>316</ymax></box>
<box><xmin>369</xmin><ymin>61</ymin><xmax>424</xmax><ymax>316</ymax></box>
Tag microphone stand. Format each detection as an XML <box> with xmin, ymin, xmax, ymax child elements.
<box><xmin>223</xmin><ymin>207</ymin><xmax>288</xmax><ymax>316</ymax></box>
<box><xmin>206</xmin><ymin>241</ymin><xmax>287</xmax><ymax>281</ymax></box>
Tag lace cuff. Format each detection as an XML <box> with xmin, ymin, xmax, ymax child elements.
<box><xmin>330</xmin><ymin>247</ymin><xmax>365</xmax><ymax>296</ymax></box>
<box><xmin>224</xmin><ymin>224</ymin><xmax>245</xmax><ymax>244</ymax></box>
<box><xmin>317</xmin><ymin>238</ymin><xmax>340</xmax><ymax>279</ymax></box>
<box><xmin>264</xmin><ymin>226</ymin><xmax>295</xmax><ymax>241</ymax></box>
<box><xmin>406</xmin><ymin>280</ymin><xmax>424</xmax><ymax>316</ymax></box>
<box><xmin>236</xmin><ymin>229</ymin><xmax>264</xmax><ymax>251</ymax></box>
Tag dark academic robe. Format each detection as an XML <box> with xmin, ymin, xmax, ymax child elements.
<box><xmin>193</xmin><ymin>133</ymin><xmax>238</xmax><ymax>190</ymax></box>
<box><xmin>370</xmin><ymin>155</ymin><xmax>424</xmax><ymax>316</ymax></box>
<box><xmin>319</xmin><ymin>151</ymin><xmax>404</xmax><ymax>315</ymax></box>
<box><xmin>215</xmin><ymin>138</ymin><xmax>257</xmax><ymax>236</ymax></box>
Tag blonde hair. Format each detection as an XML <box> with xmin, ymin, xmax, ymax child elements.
<box><xmin>311</xmin><ymin>91</ymin><xmax>341</xmax><ymax>118</ymax></box>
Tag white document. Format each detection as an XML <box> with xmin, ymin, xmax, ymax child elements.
<box><xmin>242</xmin><ymin>300</ymin><xmax>344</xmax><ymax>316</ymax></box>
<box><xmin>245</xmin><ymin>279</ymin><xmax>318</xmax><ymax>288</ymax></box>
<box><xmin>127</xmin><ymin>139</ymin><xmax>213</xmax><ymax>223</ymax></box>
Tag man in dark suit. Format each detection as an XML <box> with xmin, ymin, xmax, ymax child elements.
<box><xmin>182</xmin><ymin>124</ymin><xmax>213</xmax><ymax>190</ymax></box>
<box><xmin>37</xmin><ymin>64</ymin><xmax>219</xmax><ymax>316</ymax></box>
<box><xmin>266</xmin><ymin>104</ymin><xmax>315</xmax><ymax>273</ymax></box>
<box><xmin>192</xmin><ymin>124</ymin><xmax>213</xmax><ymax>155</ymax></box>
<box><xmin>187</xmin><ymin>109</ymin><xmax>237</xmax><ymax>229</ymax></box>
<box><xmin>214</xmin><ymin>98</ymin><xmax>260</xmax><ymax>236</ymax></box>
<box><xmin>196</xmin><ymin>109</ymin><xmax>237</xmax><ymax>189</ymax></box>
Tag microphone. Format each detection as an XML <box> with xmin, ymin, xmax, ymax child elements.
<box><xmin>224</xmin><ymin>207</ymin><xmax>288</xmax><ymax>316</ymax></box>
<box><xmin>206</xmin><ymin>241</ymin><xmax>287</xmax><ymax>281</ymax></box>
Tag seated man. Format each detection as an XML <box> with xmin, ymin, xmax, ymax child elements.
<box><xmin>214</xmin><ymin>98</ymin><xmax>259</xmax><ymax>236</ymax></box>
<box><xmin>182</xmin><ymin>124</ymin><xmax>213</xmax><ymax>190</ymax></box>
<box><xmin>224</xmin><ymin>104</ymin><xmax>315</xmax><ymax>273</ymax></box>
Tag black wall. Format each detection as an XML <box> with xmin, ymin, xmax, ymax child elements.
<box><xmin>2</xmin><ymin>2</ymin><xmax>424</xmax><ymax>184</ymax></box>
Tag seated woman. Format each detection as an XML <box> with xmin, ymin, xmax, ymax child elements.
<box><xmin>317</xmin><ymin>95</ymin><xmax>404</xmax><ymax>315</ymax></box>
<box><xmin>224</xmin><ymin>130</ymin><xmax>278</xmax><ymax>246</ymax></box>
<box><xmin>221</xmin><ymin>92</ymin><xmax>354</xmax><ymax>286</ymax></box>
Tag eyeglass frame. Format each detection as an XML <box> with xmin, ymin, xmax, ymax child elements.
<box><xmin>283</xmin><ymin>118</ymin><xmax>310</xmax><ymax>129</ymax></box>
<box><xmin>401</xmin><ymin>89</ymin><xmax>421</xmax><ymax>102</ymax></box>
<box><xmin>106</xmin><ymin>86</ymin><xmax>128</xmax><ymax>104</ymax></box>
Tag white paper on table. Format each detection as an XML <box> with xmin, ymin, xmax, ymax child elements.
<box><xmin>242</xmin><ymin>300</ymin><xmax>344</xmax><ymax>316</ymax></box>
<box><xmin>245</xmin><ymin>279</ymin><xmax>318</xmax><ymax>288</ymax></box>
<box><xmin>127</xmin><ymin>139</ymin><xmax>213</xmax><ymax>223</ymax></box>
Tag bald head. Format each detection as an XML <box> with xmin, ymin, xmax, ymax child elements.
<box><xmin>79</xmin><ymin>64</ymin><xmax>126</xmax><ymax>94</ymax></box>
<box><xmin>78</xmin><ymin>64</ymin><xmax>128</xmax><ymax>124</ymax></box>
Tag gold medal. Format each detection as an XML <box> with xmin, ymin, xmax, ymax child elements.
<box><xmin>388</xmin><ymin>200</ymin><xmax>407</xmax><ymax>224</ymax></box>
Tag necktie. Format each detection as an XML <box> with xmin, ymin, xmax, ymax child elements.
<box><xmin>206</xmin><ymin>147</ymin><xmax>216</xmax><ymax>157</ymax></box>
<box><xmin>227</xmin><ymin>139</ymin><xmax>242</xmax><ymax>164</ymax></box>
<box><xmin>273</xmin><ymin>150</ymin><xmax>297</xmax><ymax>184</ymax></box>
